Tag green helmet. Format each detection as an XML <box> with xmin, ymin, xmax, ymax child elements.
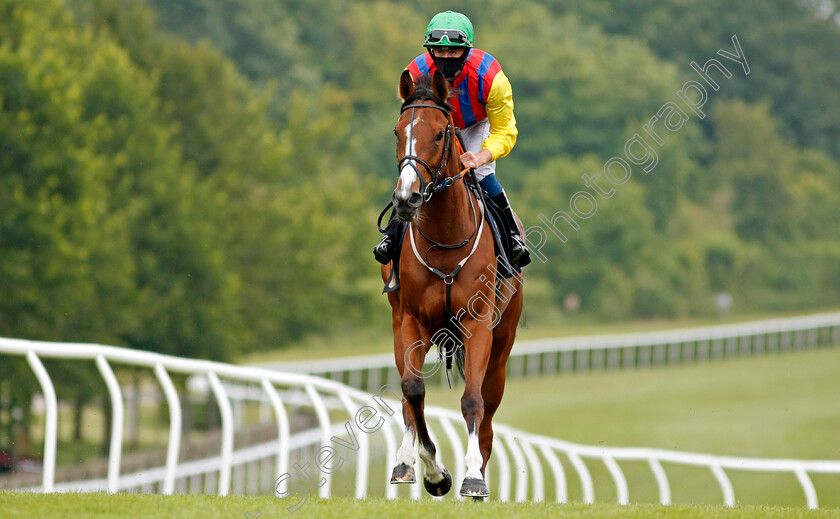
<box><xmin>424</xmin><ymin>11</ymin><xmax>474</xmax><ymax>48</ymax></box>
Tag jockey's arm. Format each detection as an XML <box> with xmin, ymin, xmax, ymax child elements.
<box><xmin>482</xmin><ymin>70</ymin><xmax>518</xmax><ymax>162</ymax></box>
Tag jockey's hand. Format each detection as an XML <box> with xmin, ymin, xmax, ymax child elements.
<box><xmin>460</xmin><ymin>149</ymin><xmax>493</xmax><ymax>170</ymax></box>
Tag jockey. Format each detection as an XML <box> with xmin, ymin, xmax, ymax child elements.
<box><xmin>374</xmin><ymin>10</ymin><xmax>531</xmax><ymax>268</ymax></box>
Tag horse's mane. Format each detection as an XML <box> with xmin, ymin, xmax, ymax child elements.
<box><xmin>401</xmin><ymin>73</ymin><xmax>454</xmax><ymax>112</ymax></box>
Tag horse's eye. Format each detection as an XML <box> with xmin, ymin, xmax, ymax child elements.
<box><xmin>394</xmin><ymin>127</ymin><xmax>398</xmax><ymax>136</ymax></box>
<box><xmin>435</xmin><ymin>130</ymin><xmax>445</xmax><ymax>142</ymax></box>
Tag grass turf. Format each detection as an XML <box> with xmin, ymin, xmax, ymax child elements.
<box><xmin>1</xmin><ymin>494</ymin><xmax>838</xmax><ymax>519</ymax></box>
<box><xmin>420</xmin><ymin>346</ymin><xmax>840</xmax><ymax>507</ymax></box>
<box><xmin>9</xmin><ymin>318</ymin><xmax>840</xmax><ymax>514</ymax></box>
<box><xmin>424</xmin><ymin>346</ymin><xmax>840</xmax><ymax>459</ymax></box>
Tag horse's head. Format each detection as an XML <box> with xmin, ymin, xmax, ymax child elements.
<box><xmin>393</xmin><ymin>70</ymin><xmax>454</xmax><ymax>222</ymax></box>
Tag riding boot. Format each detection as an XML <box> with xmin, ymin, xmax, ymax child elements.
<box><xmin>374</xmin><ymin>217</ymin><xmax>403</xmax><ymax>265</ymax></box>
<box><xmin>491</xmin><ymin>191</ymin><xmax>531</xmax><ymax>267</ymax></box>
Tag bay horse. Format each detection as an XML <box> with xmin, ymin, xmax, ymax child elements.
<box><xmin>382</xmin><ymin>69</ymin><xmax>524</xmax><ymax>499</ymax></box>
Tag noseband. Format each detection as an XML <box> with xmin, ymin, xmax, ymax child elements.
<box><xmin>398</xmin><ymin>102</ymin><xmax>460</xmax><ymax>201</ymax></box>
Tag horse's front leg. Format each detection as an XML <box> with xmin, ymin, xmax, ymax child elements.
<box><xmin>391</xmin><ymin>315</ymin><xmax>452</xmax><ymax>495</ymax></box>
<box><xmin>459</xmin><ymin>320</ymin><xmax>494</xmax><ymax>498</ymax></box>
<box><xmin>478</xmin><ymin>293</ymin><xmax>521</xmax><ymax>477</ymax></box>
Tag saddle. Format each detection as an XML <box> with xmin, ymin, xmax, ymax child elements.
<box><xmin>470</xmin><ymin>178</ymin><xmax>521</xmax><ymax>280</ymax></box>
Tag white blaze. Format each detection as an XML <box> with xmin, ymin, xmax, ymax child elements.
<box><xmin>397</xmin><ymin>116</ymin><xmax>420</xmax><ymax>200</ymax></box>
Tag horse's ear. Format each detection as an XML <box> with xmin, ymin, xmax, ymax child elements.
<box><xmin>399</xmin><ymin>70</ymin><xmax>415</xmax><ymax>101</ymax></box>
<box><xmin>431</xmin><ymin>70</ymin><xmax>450</xmax><ymax>102</ymax></box>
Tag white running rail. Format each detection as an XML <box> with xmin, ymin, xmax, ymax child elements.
<box><xmin>1</xmin><ymin>335</ymin><xmax>839</xmax><ymax>508</ymax></box>
<box><xmin>255</xmin><ymin>312</ymin><xmax>840</xmax><ymax>390</ymax></box>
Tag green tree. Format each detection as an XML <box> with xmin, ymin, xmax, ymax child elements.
<box><xmin>0</xmin><ymin>0</ymin><xmax>134</xmax><ymax>343</ymax></box>
<box><xmin>517</xmin><ymin>155</ymin><xmax>666</xmax><ymax>317</ymax></box>
<box><xmin>561</xmin><ymin>0</ymin><xmax>840</xmax><ymax>161</ymax></box>
<box><xmin>712</xmin><ymin>100</ymin><xmax>798</xmax><ymax>243</ymax></box>
<box><xmin>72</xmin><ymin>0</ymin><xmax>386</xmax><ymax>347</ymax></box>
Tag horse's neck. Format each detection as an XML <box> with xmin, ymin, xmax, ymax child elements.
<box><xmin>416</xmin><ymin>168</ymin><xmax>475</xmax><ymax>244</ymax></box>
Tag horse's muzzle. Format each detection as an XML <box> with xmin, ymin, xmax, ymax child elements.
<box><xmin>393</xmin><ymin>191</ymin><xmax>423</xmax><ymax>221</ymax></box>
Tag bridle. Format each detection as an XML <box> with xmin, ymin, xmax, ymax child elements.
<box><xmin>398</xmin><ymin>102</ymin><xmax>467</xmax><ymax>202</ymax></box>
<box><xmin>395</xmin><ymin>100</ymin><xmax>485</xmax><ymax>285</ymax></box>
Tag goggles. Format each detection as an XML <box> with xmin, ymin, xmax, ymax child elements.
<box><xmin>425</xmin><ymin>29</ymin><xmax>470</xmax><ymax>46</ymax></box>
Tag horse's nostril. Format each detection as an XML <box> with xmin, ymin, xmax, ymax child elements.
<box><xmin>408</xmin><ymin>192</ymin><xmax>423</xmax><ymax>207</ymax></box>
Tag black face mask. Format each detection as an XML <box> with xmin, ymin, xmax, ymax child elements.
<box><xmin>432</xmin><ymin>52</ymin><xmax>468</xmax><ymax>80</ymax></box>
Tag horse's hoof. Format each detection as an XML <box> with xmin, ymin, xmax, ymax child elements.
<box><xmin>390</xmin><ymin>463</ymin><xmax>416</xmax><ymax>484</ymax></box>
<box><xmin>459</xmin><ymin>477</ymin><xmax>489</xmax><ymax>498</ymax></box>
<box><xmin>423</xmin><ymin>468</ymin><xmax>452</xmax><ymax>496</ymax></box>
